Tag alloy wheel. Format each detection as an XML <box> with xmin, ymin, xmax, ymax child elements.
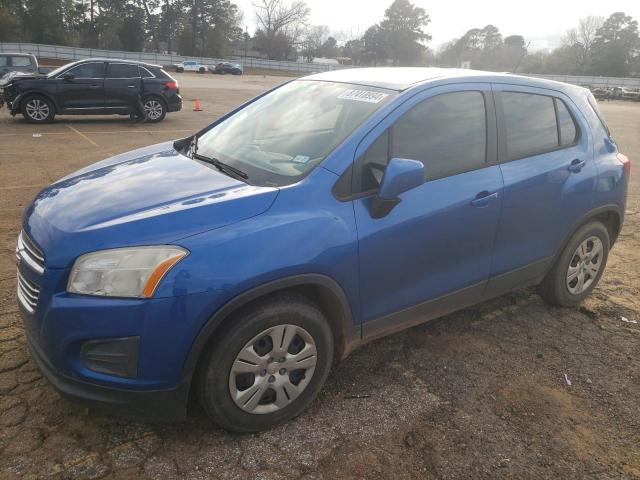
<box><xmin>144</xmin><ymin>100</ymin><xmax>163</xmax><ymax>120</ymax></box>
<box><xmin>566</xmin><ymin>236</ymin><xmax>603</xmax><ymax>295</ymax></box>
<box><xmin>25</xmin><ymin>99</ymin><xmax>49</xmax><ymax>121</ymax></box>
<box><xmin>228</xmin><ymin>324</ymin><xmax>317</xmax><ymax>414</ymax></box>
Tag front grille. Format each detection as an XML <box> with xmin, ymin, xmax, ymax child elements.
<box><xmin>17</xmin><ymin>269</ymin><xmax>40</xmax><ymax>313</ymax></box>
<box><xmin>16</xmin><ymin>230</ymin><xmax>45</xmax><ymax>274</ymax></box>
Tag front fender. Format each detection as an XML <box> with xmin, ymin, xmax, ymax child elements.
<box><xmin>11</xmin><ymin>89</ymin><xmax>61</xmax><ymax>114</ymax></box>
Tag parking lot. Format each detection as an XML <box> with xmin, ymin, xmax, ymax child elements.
<box><xmin>1</xmin><ymin>73</ymin><xmax>639</xmax><ymax>479</ymax></box>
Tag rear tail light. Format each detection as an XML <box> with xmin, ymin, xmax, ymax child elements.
<box><xmin>617</xmin><ymin>153</ymin><xmax>630</xmax><ymax>179</ymax></box>
<box><xmin>164</xmin><ymin>81</ymin><xmax>178</xmax><ymax>89</ymax></box>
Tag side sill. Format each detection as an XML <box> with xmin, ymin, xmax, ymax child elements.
<box><xmin>361</xmin><ymin>281</ymin><xmax>486</xmax><ymax>344</ymax></box>
<box><xmin>484</xmin><ymin>256</ymin><xmax>553</xmax><ymax>298</ymax></box>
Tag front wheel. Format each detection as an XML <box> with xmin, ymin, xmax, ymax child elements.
<box><xmin>143</xmin><ymin>97</ymin><xmax>166</xmax><ymax>123</ymax></box>
<box><xmin>22</xmin><ymin>95</ymin><xmax>55</xmax><ymax>123</ymax></box>
<box><xmin>538</xmin><ymin>222</ymin><xmax>610</xmax><ymax>307</ymax></box>
<box><xmin>196</xmin><ymin>294</ymin><xmax>334</xmax><ymax>432</ymax></box>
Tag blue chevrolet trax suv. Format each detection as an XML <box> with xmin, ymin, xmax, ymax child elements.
<box><xmin>17</xmin><ymin>68</ymin><xmax>629</xmax><ymax>432</ymax></box>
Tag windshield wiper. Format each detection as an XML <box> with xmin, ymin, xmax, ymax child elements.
<box><xmin>193</xmin><ymin>152</ymin><xmax>249</xmax><ymax>180</ymax></box>
<box><xmin>190</xmin><ymin>136</ymin><xmax>249</xmax><ymax>181</ymax></box>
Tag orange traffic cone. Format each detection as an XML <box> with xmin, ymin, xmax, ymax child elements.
<box><xmin>193</xmin><ymin>98</ymin><xmax>203</xmax><ymax>111</ymax></box>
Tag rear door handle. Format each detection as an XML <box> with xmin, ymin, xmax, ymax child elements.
<box><xmin>471</xmin><ymin>191</ymin><xmax>498</xmax><ymax>208</ymax></box>
<box><xmin>127</xmin><ymin>85</ymin><xmax>137</xmax><ymax>88</ymax></box>
<box><xmin>568</xmin><ymin>158</ymin><xmax>586</xmax><ymax>173</ymax></box>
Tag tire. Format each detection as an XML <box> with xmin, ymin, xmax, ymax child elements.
<box><xmin>177</xmin><ymin>67</ymin><xmax>184</xmax><ymax>73</ymax></box>
<box><xmin>22</xmin><ymin>95</ymin><xmax>55</xmax><ymax>123</ymax></box>
<box><xmin>198</xmin><ymin>67</ymin><xmax>205</xmax><ymax>74</ymax></box>
<box><xmin>142</xmin><ymin>96</ymin><xmax>166</xmax><ymax>123</ymax></box>
<box><xmin>538</xmin><ymin>222</ymin><xmax>610</xmax><ymax>307</ymax></box>
<box><xmin>196</xmin><ymin>294</ymin><xmax>334</xmax><ymax>432</ymax></box>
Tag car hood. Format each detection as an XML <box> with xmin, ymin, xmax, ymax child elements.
<box><xmin>24</xmin><ymin>142</ymin><xmax>279</xmax><ymax>268</ymax></box>
<box><xmin>0</xmin><ymin>71</ymin><xmax>45</xmax><ymax>85</ymax></box>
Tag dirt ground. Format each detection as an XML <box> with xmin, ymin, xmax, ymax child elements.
<box><xmin>0</xmin><ymin>73</ymin><xmax>639</xmax><ymax>480</ymax></box>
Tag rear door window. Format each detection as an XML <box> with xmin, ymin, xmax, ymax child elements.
<box><xmin>107</xmin><ymin>63</ymin><xmax>140</xmax><ymax>78</ymax></box>
<box><xmin>502</xmin><ymin>92</ymin><xmax>558</xmax><ymax>160</ymax></box>
<box><xmin>0</xmin><ymin>56</ymin><xmax>7</xmax><ymax>67</ymax></box>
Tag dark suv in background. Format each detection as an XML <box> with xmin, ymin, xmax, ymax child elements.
<box><xmin>0</xmin><ymin>58</ymin><xmax>182</xmax><ymax>123</ymax></box>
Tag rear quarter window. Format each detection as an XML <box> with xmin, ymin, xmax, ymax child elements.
<box><xmin>140</xmin><ymin>67</ymin><xmax>155</xmax><ymax>78</ymax></box>
<box><xmin>556</xmin><ymin>99</ymin><xmax>578</xmax><ymax>145</ymax></box>
<box><xmin>586</xmin><ymin>92</ymin><xmax>611</xmax><ymax>136</ymax></box>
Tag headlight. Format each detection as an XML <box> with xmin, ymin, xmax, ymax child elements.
<box><xmin>67</xmin><ymin>246</ymin><xmax>188</xmax><ymax>298</ymax></box>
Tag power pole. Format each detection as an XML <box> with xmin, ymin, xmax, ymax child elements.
<box><xmin>513</xmin><ymin>40</ymin><xmax>532</xmax><ymax>73</ymax></box>
<box><xmin>244</xmin><ymin>26</ymin><xmax>248</xmax><ymax>60</ymax></box>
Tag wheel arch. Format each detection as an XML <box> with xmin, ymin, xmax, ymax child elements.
<box><xmin>19</xmin><ymin>90</ymin><xmax>61</xmax><ymax>114</ymax></box>
<box><xmin>557</xmin><ymin>205</ymin><xmax>622</xmax><ymax>262</ymax></box>
<box><xmin>181</xmin><ymin>274</ymin><xmax>359</xmax><ymax>386</ymax></box>
<box><xmin>142</xmin><ymin>93</ymin><xmax>167</xmax><ymax>108</ymax></box>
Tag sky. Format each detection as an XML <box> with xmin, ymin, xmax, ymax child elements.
<box><xmin>234</xmin><ymin>0</ymin><xmax>640</xmax><ymax>51</ymax></box>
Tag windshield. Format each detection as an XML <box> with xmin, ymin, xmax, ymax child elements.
<box><xmin>195</xmin><ymin>80</ymin><xmax>395</xmax><ymax>186</ymax></box>
<box><xmin>47</xmin><ymin>60</ymin><xmax>81</xmax><ymax>78</ymax></box>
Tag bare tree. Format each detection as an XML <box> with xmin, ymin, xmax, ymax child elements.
<box><xmin>562</xmin><ymin>16</ymin><xmax>604</xmax><ymax>73</ymax></box>
<box><xmin>333</xmin><ymin>27</ymin><xmax>363</xmax><ymax>45</ymax></box>
<box><xmin>253</xmin><ymin>0</ymin><xmax>310</xmax><ymax>58</ymax></box>
<box><xmin>301</xmin><ymin>24</ymin><xmax>329</xmax><ymax>61</ymax></box>
<box><xmin>137</xmin><ymin>0</ymin><xmax>161</xmax><ymax>51</ymax></box>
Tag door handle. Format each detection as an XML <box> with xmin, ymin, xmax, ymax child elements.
<box><xmin>127</xmin><ymin>85</ymin><xmax>137</xmax><ymax>88</ymax></box>
<box><xmin>568</xmin><ymin>158</ymin><xmax>586</xmax><ymax>173</ymax></box>
<box><xmin>88</xmin><ymin>85</ymin><xmax>100</xmax><ymax>89</ymax></box>
<box><xmin>471</xmin><ymin>191</ymin><xmax>498</xmax><ymax>208</ymax></box>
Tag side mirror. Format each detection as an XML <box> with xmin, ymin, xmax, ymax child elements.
<box><xmin>370</xmin><ymin>158</ymin><xmax>425</xmax><ymax>218</ymax></box>
<box><xmin>61</xmin><ymin>72</ymin><xmax>74</xmax><ymax>80</ymax></box>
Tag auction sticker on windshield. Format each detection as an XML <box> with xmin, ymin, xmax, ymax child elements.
<box><xmin>338</xmin><ymin>89</ymin><xmax>388</xmax><ymax>103</ymax></box>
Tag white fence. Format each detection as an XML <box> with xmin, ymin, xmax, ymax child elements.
<box><xmin>2</xmin><ymin>42</ymin><xmax>640</xmax><ymax>87</ymax></box>
<box><xmin>526</xmin><ymin>73</ymin><xmax>640</xmax><ymax>88</ymax></box>
<box><xmin>0</xmin><ymin>42</ymin><xmax>344</xmax><ymax>73</ymax></box>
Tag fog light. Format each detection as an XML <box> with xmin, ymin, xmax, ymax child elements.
<box><xmin>81</xmin><ymin>337</ymin><xmax>140</xmax><ymax>378</ymax></box>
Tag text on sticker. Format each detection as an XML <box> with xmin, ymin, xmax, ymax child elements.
<box><xmin>338</xmin><ymin>89</ymin><xmax>388</xmax><ymax>104</ymax></box>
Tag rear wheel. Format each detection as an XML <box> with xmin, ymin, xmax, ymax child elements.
<box><xmin>538</xmin><ymin>222</ymin><xmax>610</xmax><ymax>307</ymax></box>
<box><xmin>196</xmin><ymin>294</ymin><xmax>334</xmax><ymax>432</ymax></box>
<box><xmin>22</xmin><ymin>95</ymin><xmax>55</xmax><ymax>123</ymax></box>
<box><xmin>143</xmin><ymin>97</ymin><xmax>166</xmax><ymax>122</ymax></box>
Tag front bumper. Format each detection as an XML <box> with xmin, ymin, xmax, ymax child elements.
<box><xmin>27</xmin><ymin>332</ymin><xmax>189</xmax><ymax>420</ymax></box>
<box><xmin>16</xmin><ymin>238</ymin><xmax>215</xmax><ymax>421</ymax></box>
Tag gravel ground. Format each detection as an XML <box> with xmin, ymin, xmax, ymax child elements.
<box><xmin>0</xmin><ymin>73</ymin><xmax>639</xmax><ymax>479</ymax></box>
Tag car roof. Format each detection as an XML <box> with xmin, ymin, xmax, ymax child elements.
<box><xmin>75</xmin><ymin>58</ymin><xmax>162</xmax><ymax>69</ymax></box>
<box><xmin>304</xmin><ymin>67</ymin><xmax>585</xmax><ymax>95</ymax></box>
<box><xmin>1</xmin><ymin>52</ymin><xmax>35</xmax><ymax>57</ymax></box>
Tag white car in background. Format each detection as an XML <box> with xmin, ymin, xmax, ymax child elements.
<box><xmin>172</xmin><ymin>60</ymin><xmax>207</xmax><ymax>73</ymax></box>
